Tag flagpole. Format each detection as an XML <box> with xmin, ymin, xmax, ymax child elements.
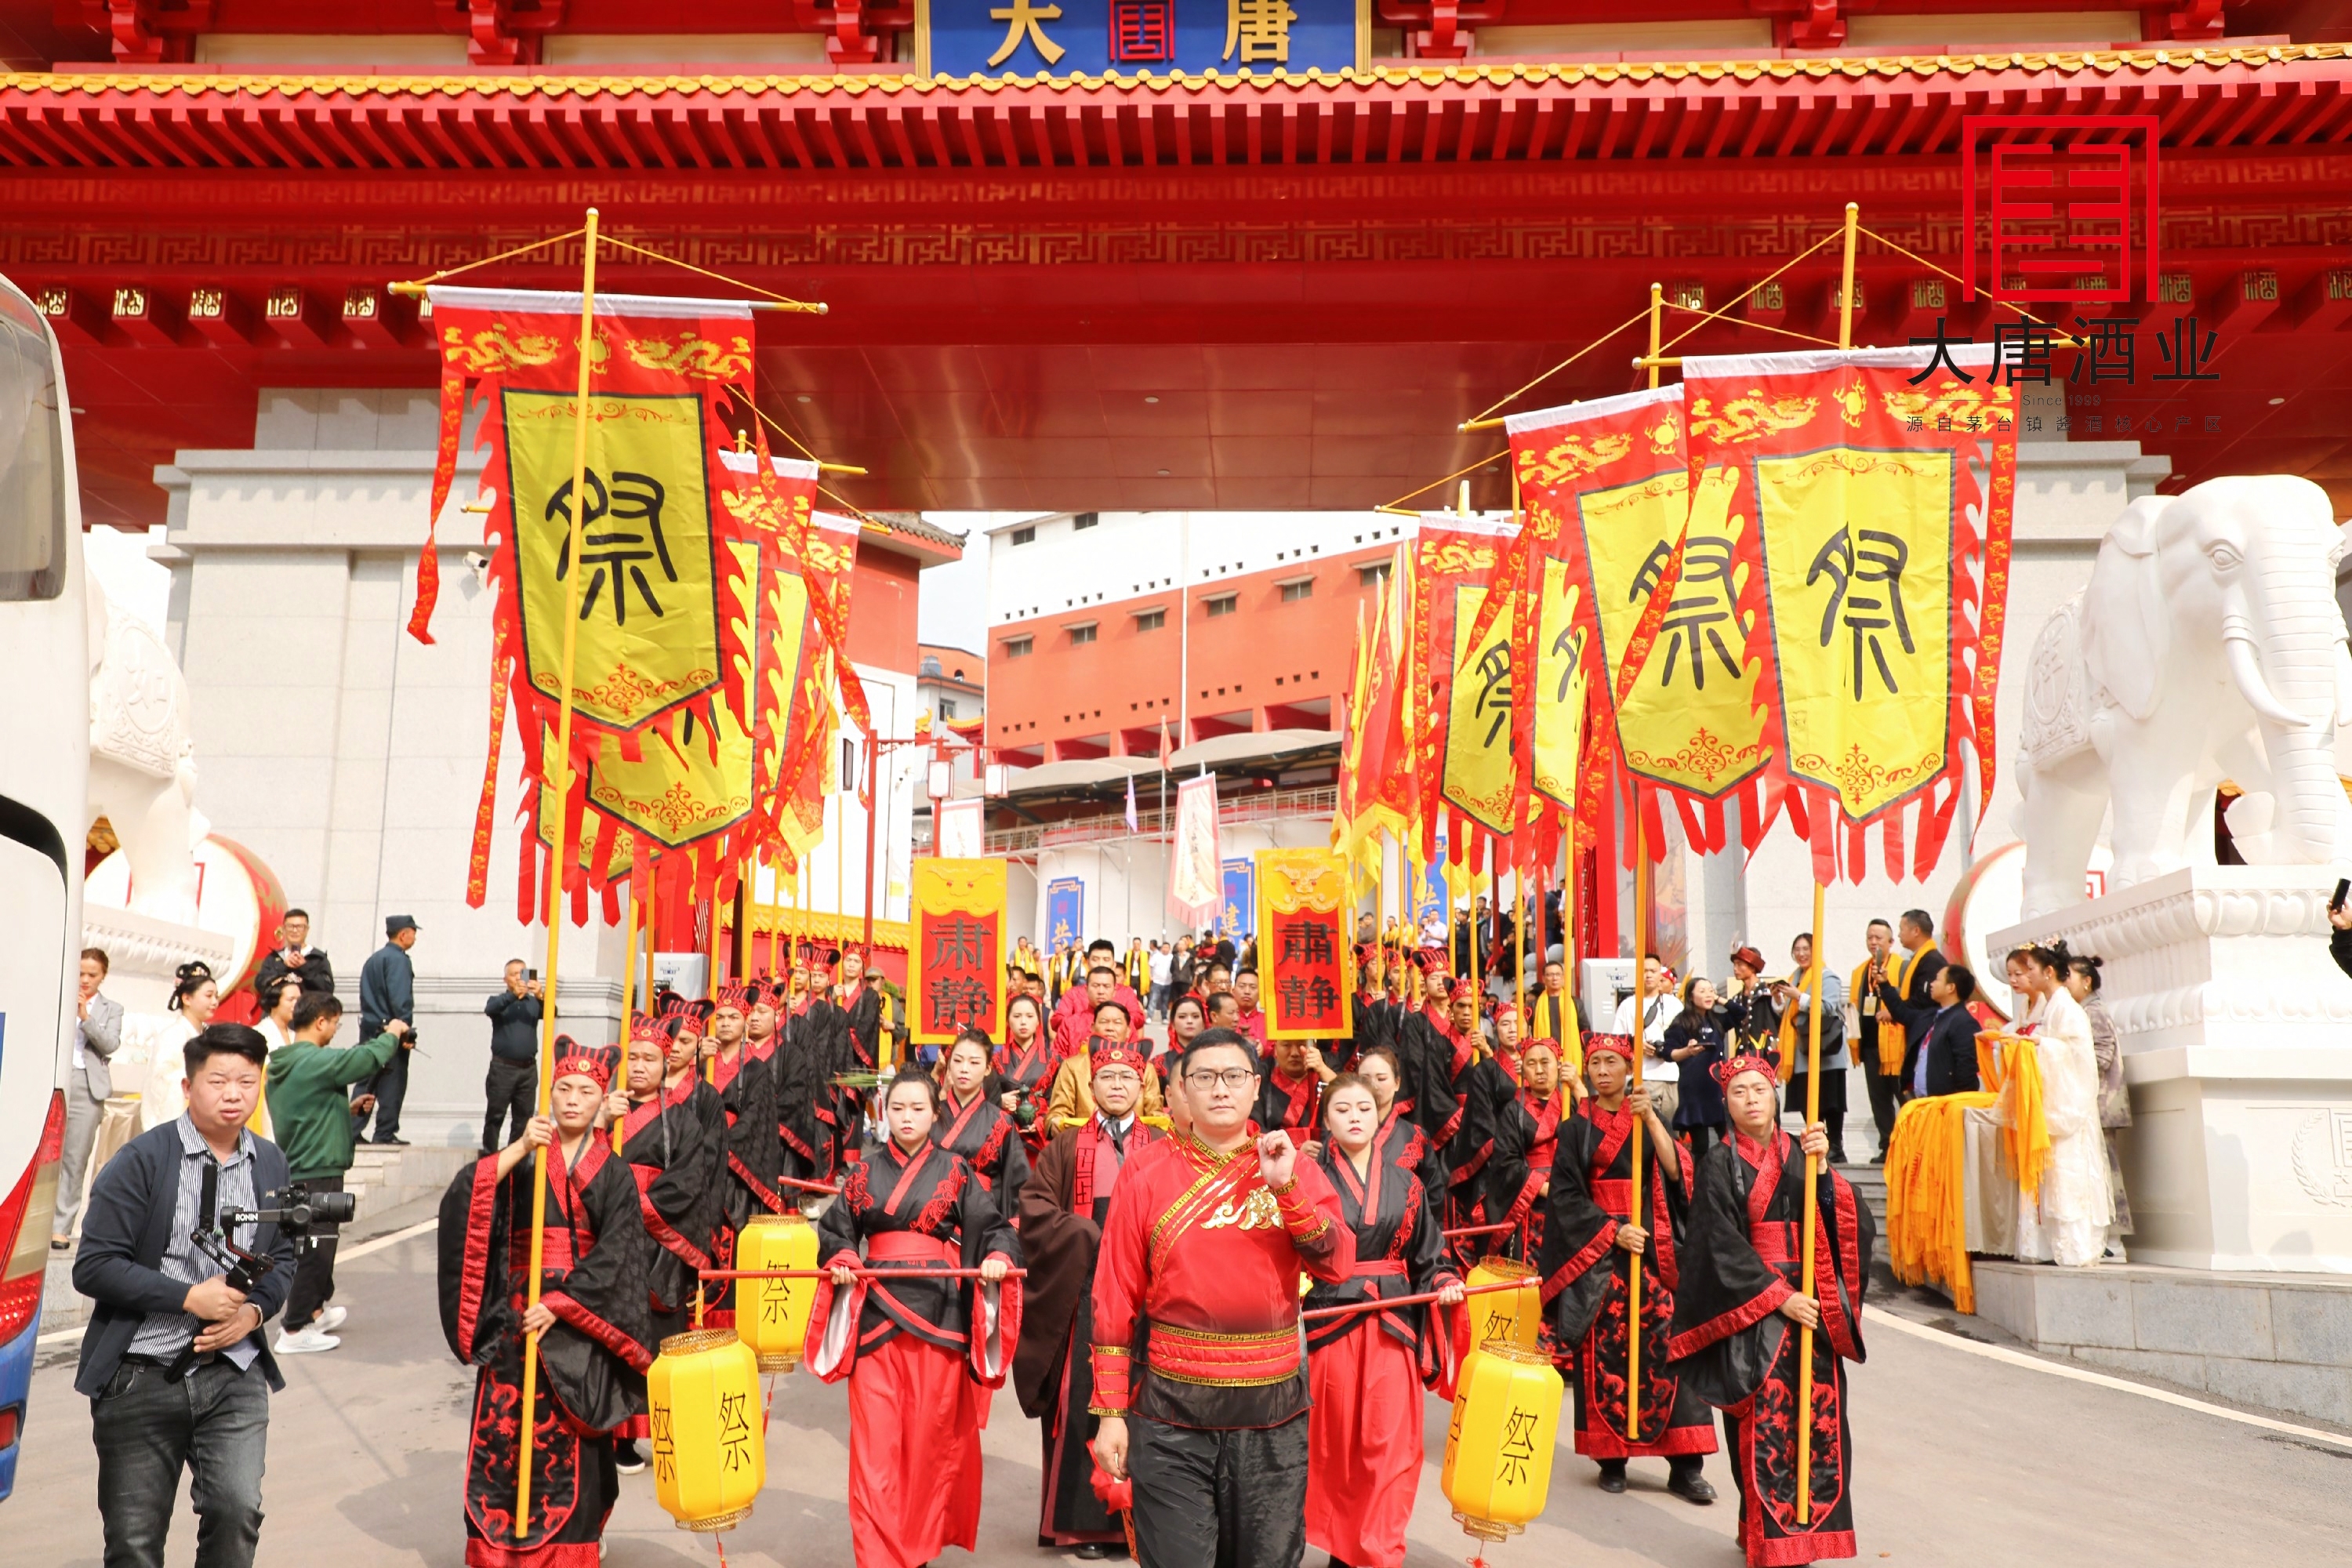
<box><xmin>517</xmin><ymin>203</ymin><xmax>599</xmax><ymax>1541</ymax></box>
<box><xmin>1797</xmin><ymin>199</ymin><xmax>1860</xmax><ymax>1528</ymax></box>
<box><xmin>613</xmin><ymin>878</ymin><xmax>637</xmax><ymax>1156</ymax></box>
<box><xmin>1626</xmin><ymin>276</ymin><xmax>1664</xmax><ymax>1443</ymax></box>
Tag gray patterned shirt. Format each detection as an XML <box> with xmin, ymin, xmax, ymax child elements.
<box><xmin>126</xmin><ymin>1115</ymin><xmax>261</xmax><ymax>1369</ymax></box>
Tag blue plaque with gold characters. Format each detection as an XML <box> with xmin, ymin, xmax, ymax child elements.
<box><xmin>920</xmin><ymin>0</ymin><xmax>1363</xmax><ymax>78</ymax></box>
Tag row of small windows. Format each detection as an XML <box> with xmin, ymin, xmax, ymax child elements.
<box><xmin>1001</xmin><ymin>571</ymin><xmax>1347</xmax><ymax>655</ymax></box>
<box><xmin>1008</xmin><ymin>512</ymin><xmax>1098</xmax><ymax>548</ymax></box>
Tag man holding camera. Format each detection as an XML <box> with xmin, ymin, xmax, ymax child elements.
<box><xmin>74</xmin><ymin>1023</ymin><xmax>299</xmax><ymax>1568</ymax></box>
<box><xmin>266</xmin><ymin>994</ymin><xmax>411</xmax><ymax>1352</ymax></box>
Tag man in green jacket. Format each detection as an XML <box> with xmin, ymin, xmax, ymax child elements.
<box><xmin>266</xmin><ymin>993</ymin><xmax>407</xmax><ymax>1354</ymax></box>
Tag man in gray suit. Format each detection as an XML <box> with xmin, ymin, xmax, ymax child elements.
<box><xmin>54</xmin><ymin>946</ymin><xmax>123</xmax><ymax>1247</ymax></box>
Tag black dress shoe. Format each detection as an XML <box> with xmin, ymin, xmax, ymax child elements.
<box><xmin>1668</xmin><ymin>1469</ymin><xmax>1717</xmax><ymax>1505</ymax></box>
<box><xmin>1076</xmin><ymin>1545</ymin><xmax>1110</xmax><ymax>1561</ymax></box>
<box><xmin>1596</xmin><ymin>1463</ymin><xmax>1628</xmax><ymax>1494</ymax></box>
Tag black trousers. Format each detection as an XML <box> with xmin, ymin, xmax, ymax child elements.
<box><xmin>1130</xmin><ymin>1413</ymin><xmax>1308</xmax><ymax>1568</ymax></box>
<box><xmin>1786</xmin><ymin>1068</ymin><xmax>1849</xmax><ymax>1158</ymax></box>
<box><xmin>1863</xmin><ymin>1068</ymin><xmax>1904</xmax><ymax>1159</ymax></box>
<box><xmin>351</xmin><ymin>1044</ymin><xmax>410</xmax><ymax>1142</ymax></box>
<box><xmin>283</xmin><ymin>1175</ymin><xmax>343</xmax><ymax>1329</ymax></box>
<box><xmin>482</xmin><ymin>1058</ymin><xmax>537</xmax><ymax>1152</ymax></box>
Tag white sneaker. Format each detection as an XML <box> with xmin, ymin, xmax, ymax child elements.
<box><xmin>277</xmin><ymin>1325</ymin><xmax>341</xmax><ymax>1355</ymax></box>
<box><xmin>614</xmin><ymin>1441</ymin><xmax>647</xmax><ymax>1476</ymax></box>
<box><xmin>314</xmin><ymin>1306</ymin><xmax>348</xmax><ymax>1333</ymax></box>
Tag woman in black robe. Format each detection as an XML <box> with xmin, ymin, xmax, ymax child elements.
<box><xmin>811</xmin><ymin>1070</ymin><xmax>1022</xmax><ymax>1568</ymax></box>
<box><xmin>935</xmin><ymin>1028</ymin><xmax>1032</xmax><ymax>1221</ymax></box>
<box><xmin>1304</xmin><ymin>1073</ymin><xmax>1465</xmax><ymax>1568</ymax></box>
<box><xmin>993</xmin><ymin>992</ymin><xmax>1059</xmax><ymax>1152</ymax></box>
<box><xmin>439</xmin><ymin>1047</ymin><xmax>655</xmax><ymax>1568</ymax></box>
<box><xmin>1669</xmin><ymin>1053</ymin><xmax>1873</xmax><ymax>1568</ymax></box>
<box><xmin>1484</xmin><ymin>1035</ymin><xmax>1566</xmax><ymax>1261</ymax></box>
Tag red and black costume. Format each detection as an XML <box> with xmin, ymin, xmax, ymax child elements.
<box><xmin>616</xmin><ymin>1018</ymin><xmax>728</xmax><ymax>1341</ymax></box>
<box><xmin>1486</xmin><ymin>1041</ymin><xmax>1566</xmax><ymax>1261</ymax></box>
<box><xmin>437</xmin><ymin>1054</ymin><xmax>655</xmax><ymax>1568</ymax></box>
<box><xmin>808</xmin><ymin>1134</ymin><xmax>1023</xmax><ymax>1568</ymax></box>
<box><xmin>1537</xmin><ymin>1039</ymin><xmax>1718</xmax><ymax>1479</ymax></box>
<box><xmin>935</xmin><ymin>1082</ymin><xmax>1032</xmax><ymax>1222</ymax></box>
<box><xmin>1250</xmin><ymin>1061</ymin><xmax>1323</xmax><ymax>1138</ymax></box>
<box><xmin>1670</xmin><ymin>1109</ymin><xmax>1873</xmax><ymax>1567</ymax></box>
<box><xmin>1303</xmin><ymin>1117</ymin><xmax>1463</xmax><ymax>1568</ymax></box>
<box><xmin>840</xmin><ymin>971</ymin><xmax>886</xmax><ymax>1073</ymax></box>
<box><xmin>994</xmin><ymin>1029</ymin><xmax>1062</xmax><ymax>1152</ymax></box>
<box><xmin>775</xmin><ymin>985</ymin><xmax>848</xmax><ymax>1185</ymax></box>
<box><xmin>1014</xmin><ymin>1076</ymin><xmax>1167</xmax><ymax>1548</ymax></box>
<box><xmin>1091</xmin><ymin>1131</ymin><xmax>1355</xmax><ymax>1568</ymax></box>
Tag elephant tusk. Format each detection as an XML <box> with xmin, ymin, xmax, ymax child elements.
<box><xmin>2224</xmin><ymin>632</ymin><xmax>2318</xmax><ymax>729</ymax></box>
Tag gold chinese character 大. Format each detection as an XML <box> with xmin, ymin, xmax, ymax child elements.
<box><xmin>1225</xmin><ymin>0</ymin><xmax>1297</xmax><ymax>63</ymax></box>
<box><xmin>989</xmin><ymin>0</ymin><xmax>1067</xmax><ymax>66</ymax></box>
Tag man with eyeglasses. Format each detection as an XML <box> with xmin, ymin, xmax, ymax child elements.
<box><xmin>1088</xmin><ymin>1029</ymin><xmax>1355</xmax><ymax>1568</ymax></box>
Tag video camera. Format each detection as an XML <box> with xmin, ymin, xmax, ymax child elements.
<box><xmin>191</xmin><ymin>1167</ymin><xmax>358</xmax><ymax>1294</ymax></box>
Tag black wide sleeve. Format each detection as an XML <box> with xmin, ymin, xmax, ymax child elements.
<box><xmin>1534</xmin><ymin>1120</ymin><xmax>1617</xmax><ymax>1342</ymax></box>
<box><xmin>1666</xmin><ymin>1142</ymin><xmax>1788</xmax><ymax>1410</ymax></box>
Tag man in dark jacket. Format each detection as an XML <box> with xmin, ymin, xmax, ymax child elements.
<box><xmin>1912</xmin><ymin>964</ymin><xmax>1984</xmax><ymax>1098</ymax></box>
<box><xmin>354</xmin><ymin>915</ymin><xmax>419</xmax><ymax>1145</ymax></box>
<box><xmin>1875</xmin><ymin>908</ymin><xmax>1948</xmax><ymax>1124</ymax></box>
<box><xmin>75</xmin><ymin>1023</ymin><xmax>298</xmax><ymax>1568</ymax></box>
<box><xmin>252</xmin><ymin>908</ymin><xmax>334</xmax><ymax>1006</ymax></box>
<box><xmin>481</xmin><ymin>959</ymin><xmax>543</xmax><ymax>1152</ymax></box>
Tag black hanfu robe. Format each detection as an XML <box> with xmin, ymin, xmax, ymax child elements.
<box><xmin>1396</xmin><ymin>1005</ymin><xmax>1465</xmax><ymax>1158</ymax></box>
<box><xmin>1537</xmin><ymin>1099</ymin><xmax>1718</xmax><ymax>1462</ymax></box>
<box><xmin>1445</xmin><ymin>1050</ymin><xmax>1519</xmax><ymax>1268</ymax></box>
<box><xmin>439</xmin><ymin>1138</ymin><xmax>655</xmax><ymax>1568</ymax></box>
<box><xmin>1670</xmin><ymin>1130</ymin><xmax>1872</xmax><ymax>1568</ymax></box>
<box><xmin>935</xmin><ymin>1087</ymin><xmax>1033</xmax><ymax>1223</ymax></box>
<box><xmin>713</xmin><ymin>1047</ymin><xmax>786</xmax><ymax>1229</ymax></box>
<box><xmin>809</xmin><ymin>1138</ymin><xmax>1025</xmax><ymax>1568</ymax></box>
<box><xmin>1251</xmin><ymin>1066</ymin><xmax>1323</xmax><ymax>1138</ymax></box>
<box><xmin>842</xmin><ymin>982</ymin><xmax>885</xmax><ymax>1073</ymax></box>
<box><xmin>1485</xmin><ymin>1090</ymin><xmax>1563</xmax><ymax>1262</ymax></box>
<box><xmin>1013</xmin><ymin>1118</ymin><xmax>1165</xmax><ymax>1547</ymax></box>
<box><xmin>617</xmin><ymin>1075</ymin><xmax>727</xmax><ymax>1341</ymax></box>
<box><xmin>775</xmin><ymin>1003</ymin><xmax>845</xmax><ymax>1185</ymax></box>
<box><xmin>1346</xmin><ymin>990</ymin><xmax>1398</xmax><ymax>1070</ymax></box>
<box><xmin>994</xmin><ymin>1038</ymin><xmax>1062</xmax><ymax>1154</ymax></box>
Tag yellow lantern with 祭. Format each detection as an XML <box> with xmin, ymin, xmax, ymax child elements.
<box><xmin>648</xmin><ymin>1329</ymin><xmax>765</xmax><ymax>1531</ymax></box>
<box><xmin>735</xmin><ymin>1214</ymin><xmax>819</xmax><ymax>1372</ymax></box>
<box><xmin>1440</xmin><ymin>1340</ymin><xmax>1566</xmax><ymax>1543</ymax></box>
<box><xmin>1463</xmin><ymin>1256</ymin><xmax>1542</xmax><ymax>1353</ymax></box>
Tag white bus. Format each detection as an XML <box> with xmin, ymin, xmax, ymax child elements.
<box><xmin>0</xmin><ymin>273</ymin><xmax>82</xmax><ymax>1500</ymax></box>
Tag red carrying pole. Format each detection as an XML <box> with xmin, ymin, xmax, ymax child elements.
<box><xmin>699</xmin><ymin>1267</ymin><xmax>1029</xmax><ymax>1283</ymax></box>
<box><xmin>1442</xmin><ymin>1221</ymin><xmax>1516</xmax><ymax>1240</ymax></box>
<box><xmin>1298</xmin><ymin>1277</ymin><xmax>1532</xmax><ymax>1323</ymax></box>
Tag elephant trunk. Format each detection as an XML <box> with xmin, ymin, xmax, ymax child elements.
<box><xmin>2239</xmin><ymin>553</ymin><xmax>2347</xmax><ymax>863</ymax></box>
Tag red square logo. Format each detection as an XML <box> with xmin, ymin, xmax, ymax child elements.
<box><xmin>1962</xmin><ymin>116</ymin><xmax>2159</xmax><ymax>305</ymax></box>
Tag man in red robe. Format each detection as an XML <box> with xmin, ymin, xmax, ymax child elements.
<box><xmin>1054</xmin><ymin>962</ymin><xmax>1145</xmax><ymax>1058</ymax></box>
<box><xmin>1091</xmin><ymin>1029</ymin><xmax>1355</xmax><ymax>1567</ymax></box>
<box><xmin>1231</xmin><ymin>968</ymin><xmax>1270</xmax><ymax>1049</ymax></box>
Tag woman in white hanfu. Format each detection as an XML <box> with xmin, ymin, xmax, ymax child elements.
<box><xmin>2007</xmin><ymin>940</ymin><xmax>2114</xmax><ymax>1268</ymax></box>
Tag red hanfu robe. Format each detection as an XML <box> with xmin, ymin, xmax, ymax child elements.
<box><xmin>1486</xmin><ymin>1091</ymin><xmax>1563</xmax><ymax>1261</ymax></box>
<box><xmin>1089</xmin><ymin>1134</ymin><xmax>1354</xmax><ymax>1432</ymax></box>
<box><xmin>1537</xmin><ymin>1098</ymin><xmax>1718</xmax><ymax>1461</ymax></box>
<box><xmin>1670</xmin><ymin>1130</ymin><xmax>1872</xmax><ymax>1567</ymax></box>
<box><xmin>1304</xmin><ymin>1123</ymin><xmax>1463</xmax><ymax>1568</ymax></box>
<box><xmin>808</xmin><ymin>1138</ymin><xmax>1023</xmax><ymax>1568</ymax></box>
<box><xmin>1014</xmin><ymin>1118</ymin><xmax>1167</xmax><ymax>1547</ymax></box>
<box><xmin>617</xmin><ymin>1074</ymin><xmax>727</xmax><ymax>1340</ymax></box>
<box><xmin>438</xmin><ymin>1138</ymin><xmax>655</xmax><ymax>1568</ymax></box>
<box><xmin>935</xmin><ymin>1087</ymin><xmax>1032</xmax><ymax>1222</ymax></box>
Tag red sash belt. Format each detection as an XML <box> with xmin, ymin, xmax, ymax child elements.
<box><xmin>1528</xmin><ymin>1146</ymin><xmax>1557</xmax><ymax>1171</ymax></box>
<box><xmin>1593</xmin><ymin>1178</ymin><xmax>1635</xmax><ymax>1218</ymax></box>
<box><xmin>1146</xmin><ymin>1322</ymin><xmax>1301</xmax><ymax>1388</ymax></box>
<box><xmin>1349</xmin><ymin>1260</ymin><xmax>1409</xmax><ymax>1279</ymax></box>
<box><xmin>868</xmin><ymin>1232</ymin><xmax>957</xmax><ymax>1264</ymax></box>
<box><xmin>1750</xmin><ymin>1221</ymin><xmax>1798</xmax><ymax>1265</ymax></box>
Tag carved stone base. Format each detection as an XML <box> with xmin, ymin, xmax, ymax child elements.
<box><xmin>1991</xmin><ymin>867</ymin><xmax>2352</xmax><ymax>1275</ymax></box>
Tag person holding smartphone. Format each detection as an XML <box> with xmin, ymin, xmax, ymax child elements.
<box><xmin>481</xmin><ymin>958</ymin><xmax>543</xmax><ymax>1154</ymax></box>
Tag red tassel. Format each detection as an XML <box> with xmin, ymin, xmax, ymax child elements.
<box><xmin>601</xmin><ymin>881</ymin><xmax>622</xmax><ymax>927</ymax></box>
<box><xmin>1809</xmin><ymin>793</ymin><xmax>1840</xmax><ymax>886</ymax></box>
<box><xmin>1640</xmin><ymin>789</ymin><xmax>1668</xmax><ymax>862</ymax></box>
<box><xmin>1882</xmin><ymin>808</ymin><xmax>1905</xmax><ymax>884</ymax></box>
<box><xmin>1782</xmin><ymin>779</ymin><xmax>1810</xmax><ymax>844</ymax></box>
<box><xmin>1671</xmin><ymin>790</ymin><xmax>1708</xmax><ymax>851</ymax></box>
<box><xmin>1914</xmin><ymin>776</ymin><xmax>1964</xmax><ymax>880</ymax></box>
<box><xmin>517</xmin><ymin>833</ymin><xmax>539</xmax><ymax>928</ymax></box>
<box><xmin>1844</xmin><ymin>818</ymin><xmax>1867</xmax><ymax>885</ymax></box>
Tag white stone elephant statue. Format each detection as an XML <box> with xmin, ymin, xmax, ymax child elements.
<box><xmin>2015</xmin><ymin>474</ymin><xmax>2352</xmax><ymax>920</ymax></box>
<box><xmin>85</xmin><ymin>568</ymin><xmax>208</xmax><ymax>924</ymax></box>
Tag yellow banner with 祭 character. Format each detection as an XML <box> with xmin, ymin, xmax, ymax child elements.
<box><xmin>1530</xmin><ymin>560</ymin><xmax>1588</xmax><ymax>816</ymax></box>
<box><xmin>911</xmin><ymin>858</ymin><xmax>1008</xmax><ymax>1046</ymax></box>
<box><xmin>1755</xmin><ymin>445</ymin><xmax>1955</xmax><ymax>819</ymax></box>
<box><xmin>1683</xmin><ymin>343</ymin><xmax>2014</xmax><ymax>880</ymax></box>
<box><xmin>506</xmin><ymin>387</ymin><xmax>723</xmax><ymax>733</ymax></box>
<box><xmin>1441</xmin><ymin>583</ymin><xmax>1518</xmax><ymax>837</ymax></box>
<box><xmin>1582</xmin><ymin>460</ymin><xmax>1766</xmax><ymax>800</ymax></box>
<box><xmin>1255</xmin><ymin>848</ymin><xmax>1352</xmax><ymax>1042</ymax></box>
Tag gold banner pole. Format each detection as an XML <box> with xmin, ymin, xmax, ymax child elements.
<box><xmin>613</xmin><ymin>880</ymin><xmax>637</xmax><ymax>1156</ymax></box>
<box><xmin>1798</xmin><ymin>200</ymin><xmax>1860</xmax><ymax>1527</ymax></box>
<box><xmin>1625</xmin><ymin>276</ymin><xmax>1664</xmax><ymax>1440</ymax></box>
<box><xmin>517</xmin><ymin>203</ymin><xmax>600</xmax><ymax>1541</ymax></box>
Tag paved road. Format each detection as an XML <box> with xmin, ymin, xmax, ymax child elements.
<box><xmin>12</xmin><ymin>1209</ymin><xmax>2351</xmax><ymax>1568</ymax></box>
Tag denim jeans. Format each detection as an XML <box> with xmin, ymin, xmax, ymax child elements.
<box><xmin>93</xmin><ymin>1356</ymin><xmax>270</xmax><ymax>1568</ymax></box>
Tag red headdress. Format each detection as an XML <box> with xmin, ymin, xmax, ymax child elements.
<box><xmin>1522</xmin><ymin>1035</ymin><xmax>1562</xmax><ymax>1061</ymax></box>
<box><xmin>1715</xmin><ymin>1052</ymin><xmax>1780</xmax><ymax>1087</ymax></box>
<box><xmin>1412</xmin><ymin>946</ymin><xmax>1450</xmax><ymax>975</ymax></box>
<box><xmin>1492</xmin><ymin>1001</ymin><xmax>1520</xmax><ymax>1023</ymax></box>
<box><xmin>1583</xmin><ymin>1033</ymin><xmax>1637</xmax><ymax>1064</ymax></box>
<box><xmin>629</xmin><ymin>1011</ymin><xmax>673</xmax><ymax>1046</ymax></box>
<box><xmin>551</xmin><ymin>1036</ymin><xmax>612</xmax><ymax>1091</ymax></box>
<box><xmin>1089</xmin><ymin>1041</ymin><xmax>1149</xmax><ymax>1079</ymax></box>
<box><xmin>714</xmin><ymin>982</ymin><xmax>753</xmax><ymax>1014</ymax></box>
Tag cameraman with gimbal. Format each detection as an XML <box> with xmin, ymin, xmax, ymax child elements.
<box><xmin>72</xmin><ymin>1022</ymin><xmax>333</xmax><ymax>1568</ymax></box>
